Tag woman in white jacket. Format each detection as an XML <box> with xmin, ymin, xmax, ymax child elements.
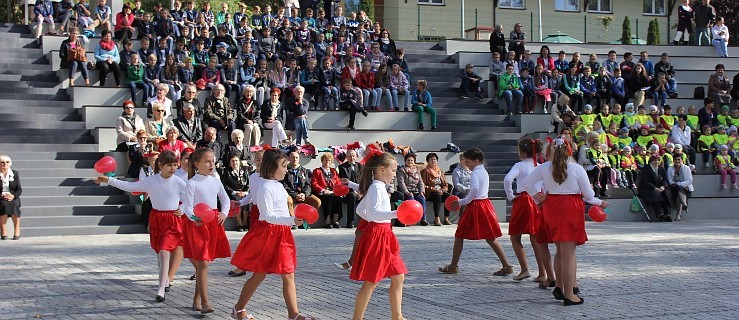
<box><xmin>667</xmin><ymin>156</ymin><xmax>693</xmax><ymax>221</ymax></box>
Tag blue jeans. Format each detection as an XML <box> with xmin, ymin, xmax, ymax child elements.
<box><xmin>653</xmin><ymin>91</ymin><xmax>667</xmax><ymax>106</ymax></box>
<box><xmin>502</xmin><ymin>89</ymin><xmax>523</xmax><ymax>114</ymax></box>
<box><xmin>665</xmin><ymin>77</ymin><xmax>677</xmax><ymax>95</ymax></box>
<box><xmin>391</xmin><ymin>88</ymin><xmax>411</xmax><ymax>110</ymax></box>
<box><xmin>404</xmin><ymin>193</ymin><xmax>427</xmax><ymax>223</ymax></box>
<box><xmin>321</xmin><ymin>86</ymin><xmax>338</xmax><ymax>109</ymax></box>
<box><xmin>68</xmin><ymin>60</ymin><xmax>88</xmax><ymax>81</ymax></box>
<box><xmin>373</xmin><ymin>87</ymin><xmax>390</xmax><ymax>109</ymax></box>
<box><xmin>293</xmin><ymin>117</ymin><xmax>309</xmax><ymax>145</ymax></box>
<box><xmin>713</xmin><ymin>38</ymin><xmax>728</xmax><ymax>57</ymax></box>
<box><xmin>129</xmin><ymin>81</ymin><xmax>151</xmax><ymax>104</ymax></box>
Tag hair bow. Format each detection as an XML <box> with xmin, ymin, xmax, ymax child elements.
<box><xmin>360</xmin><ymin>147</ymin><xmax>385</xmax><ymax>165</ymax></box>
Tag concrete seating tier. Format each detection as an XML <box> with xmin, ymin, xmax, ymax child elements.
<box><xmin>591</xmin><ymin>197</ymin><xmax>739</xmax><ymax>222</ymax></box>
<box><xmin>42</xmin><ymin>35</ymin><xmax>144</xmax><ymax>55</ymax></box>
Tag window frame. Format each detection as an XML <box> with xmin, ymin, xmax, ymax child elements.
<box><xmin>554</xmin><ymin>0</ymin><xmax>581</xmax><ymax>12</ymax></box>
<box><xmin>587</xmin><ymin>0</ymin><xmax>613</xmax><ymax>13</ymax></box>
<box><xmin>643</xmin><ymin>0</ymin><xmax>666</xmax><ymax>16</ymax></box>
<box><xmin>417</xmin><ymin>0</ymin><xmax>445</xmax><ymax>6</ymax></box>
<box><xmin>499</xmin><ymin>0</ymin><xmax>526</xmax><ymax>10</ymax></box>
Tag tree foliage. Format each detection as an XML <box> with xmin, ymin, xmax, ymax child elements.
<box><xmin>647</xmin><ymin>18</ymin><xmax>660</xmax><ymax>45</ymax></box>
<box><xmin>621</xmin><ymin>16</ymin><xmax>632</xmax><ymax>45</ymax></box>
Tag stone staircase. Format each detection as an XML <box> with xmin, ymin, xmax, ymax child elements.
<box><xmin>0</xmin><ymin>24</ymin><xmax>144</xmax><ymax>237</ymax></box>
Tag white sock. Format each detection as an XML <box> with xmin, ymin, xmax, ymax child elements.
<box><xmin>157</xmin><ymin>251</ymin><xmax>171</xmax><ymax>297</ymax></box>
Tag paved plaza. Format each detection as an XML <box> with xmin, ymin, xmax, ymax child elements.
<box><xmin>1</xmin><ymin>221</ymin><xmax>739</xmax><ymax>320</ymax></box>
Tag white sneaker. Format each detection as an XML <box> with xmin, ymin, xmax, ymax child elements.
<box><xmin>705</xmin><ymin>163</ymin><xmax>711</xmax><ymax>168</ymax></box>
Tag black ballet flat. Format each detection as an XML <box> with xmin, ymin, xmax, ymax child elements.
<box><xmin>1</xmin><ymin>236</ymin><xmax>6</xmax><ymax>240</ymax></box>
<box><xmin>11</xmin><ymin>236</ymin><xmax>19</xmax><ymax>240</ymax></box>
<box><xmin>563</xmin><ymin>296</ymin><xmax>584</xmax><ymax>306</ymax></box>
<box><xmin>574</xmin><ymin>287</ymin><xmax>580</xmax><ymax>294</ymax></box>
<box><xmin>189</xmin><ymin>275</ymin><xmax>196</xmax><ymax>280</ymax></box>
<box><xmin>164</xmin><ymin>285</ymin><xmax>170</xmax><ymax>292</ymax></box>
<box><xmin>228</xmin><ymin>270</ymin><xmax>247</xmax><ymax>277</ymax></box>
<box><xmin>156</xmin><ymin>295</ymin><xmax>165</xmax><ymax>302</ymax></box>
<box><xmin>552</xmin><ymin>287</ymin><xmax>565</xmax><ymax>300</ymax></box>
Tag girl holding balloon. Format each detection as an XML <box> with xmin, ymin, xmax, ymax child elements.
<box><xmin>227</xmin><ymin>149</ymin><xmax>265</xmax><ymax>278</ymax></box>
<box><xmin>95</xmin><ymin>150</ymin><xmax>186</xmax><ymax>303</ymax></box>
<box><xmin>180</xmin><ymin>147</ymin><xmax>232</xmax><ymax>314</ymax></box>
<box><xmin>230</xmin><ymin>150</ymin><xmax>316</xmax><ymax>320</ymax></box>
<box><xmin>351</xmin><ymin>152</ymin><xmax>408</xmax><ymax>320</ymax></box>
<box><xmin>439</xmin><ymin>147</ymin><xmax>513</xmax><ymax>276</ymax></box>
<box><xmin>521</xmin><ymin>138</ymin><xmax>608</xmax><ymax>306</ymax></box>
<box><xmin>503</xmin><ymin>137</ymin><xmax>547</xmax><ymax>282</ymax></box>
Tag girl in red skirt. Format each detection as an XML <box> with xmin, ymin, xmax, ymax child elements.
<box><xmin>181</xmin><ymin>147</ymin><xmax>232</xmax><ymax>314</ymax></box>
<box><xmin>95</xmin><ymin>150</ymin><xmax>186</xmax><ymax>303</ymax></box>
<box><xmin>504</xmin><ymin>138</ymin><xmax>547</xmax><ymax>282</ymax></box>
<box><xmin>228</xmin><ymin>150</ymin><xmax>265</xmax><ymax>278</ymax></box>
<box><xmin>522</xmin><ymin>138</ymin><xmax>609</xmax><ymax>306</ymax></box>
<box><xmin>351</xmin><ymin>152</ymin><xmax>406</xmax><ymax>320</ymax></box>
<box><xmin>230</xmin><ymin>150</ymin><xmax>316</xmax><ymax>320</ymax></box>
<box><xmin>334</xmin><ymin>178</ymin><xmax>361</xmax><ymax>271</ymax></box>
<box><xmin>440</xmin><ymin>148</ymin><xmax>513</xmax><ymax>276</ymax></box>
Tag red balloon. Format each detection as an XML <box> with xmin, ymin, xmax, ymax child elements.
<box><xmin>588</xmin><ymin>206</ymin><xmax>607</xmax><ymax>222</ymax></box>
<box><xmin>228</xmin><ymin>200</ymin><xmax>240</xmax><ymax>217</ymax></box>
<box><xmin>333</xmin><ymin>184</ymin><xmax>350</xmax><ymax>197</ymax></box>
<box><xmin>193</xmin><ymin>203</ymin><xmax>216</xmax><ymax>223</ymax></box>
<box><xmin>94</xmin><ymin>156</ymin><xmax>117</xmax><ymax>174</ymax></box>
<box><xmin>397</xmin><ymin>200</ymin><xmax>424</xmax><ymax>225</ymax></box>
<box><xmin>445</xmin><ymin>195</ymin><xmax>461</xmax><ymax>211</ymax></box>
<box><xmin>294</xmin><ymin>203</ymin><xmax>319</xmax><ymax>224</ymax></box>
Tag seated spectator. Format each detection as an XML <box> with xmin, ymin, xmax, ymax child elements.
<box><xmin>157</xmin><ymin>126</ymin><xmax>187</xmax><ymax>158</ymax></box>
<box><xmin>498</xmin><ymin>63</ymin><xmax>523</xmax><ymax>115</ymax></box>
<box><xmin>223</xmin><ymin>129</ymin><xmax>248</xmax><ymax>166</ymax></box>
<box><xmin>175</xmin><ymin>84</ymin><xmax>202</xmax><ymax>118</ymax></box>
<box><xmin>671</xmin><ymin>115</ymin><xmax>697</xmax><ymax>165</ymax></box>
<box><xmin>389</xmin><ymin>63</ymin><xmax>410</xmax><ymax>111</ymax></box>
<box><xmin>460</xmin><ymin>63</ymin><xmax>483</xmax><ymax>99</ymax></box>
<box><xmin>287</xmin><ymin>86</ymin><xmax>311</xmax><ymax>145</ymax></box>
<box><xmin>201</xmin><ymin>57</ymin><xmax>221</xmax><ymax>89</ymax></box>
<box><xmin>220</xmin><ymin>58</ymin><xmax>240</xmax><ymax>100</ymax></box>
<box><xmin>260</xmin><ymin>88</ymin><xmax>289</xmax><ymax>147</ymax></box>
<box><xmin>94</xmin><ymin>30</ymin><xmax>121</xmax><ymax>87</ymax></box>
<box><xmin>33</xmin><ymin>0</ymin><xmax>56</xmax><ymax>42</ymax></box>
<box><xmin>373</xmin><ymin>63</ymin><xmax>392</xmax><ymax>110</ymax></box>
<box><xmin>714</xmin><ymin>145</ymin><xmax>738</xmax><ymax>190</ymax></box>
<box><xmin>411</xmin><ymin>80</ymin><xmax>436</xmax><ymax>130</ymax></box>
<box><xmin>653</xmin><ymin>53</ymin><xmax>678</xmax><ymax>98</ymax></box>
<box><xmin>196</xmin><ymin>127</ymin><xmax>224</xmax><ymax>167</ymax></box>
<box><xmin>221</xmin><ymin>153</ymin><xmax>250</xmax><ymax>231</ymax></box>
<box><xmin>126</xmin><ymin>130</ymin><xmax>151</xmax><ymax>178</ymax></box>
<box><xmin>300</xmin><ymin>58</ymin><xmax>322</xmax><ymax>108</ymax></box>
<box><xmin>311</xmin><ymin>153</ymin><xmax>343</xmax><ymax>228</ymax></box>
<box><xmin>127</xmin><ymin>54</ymin><xmax>152</xmax><ymax>106</ymax></box>
<box><xmin>711</xmin><ymin>17</ymin><xmax>730</xmax><ymax>57</ymax></box>
<box><xmin>397</xmin><ymin>153</ymin><xmax>427</xmax><ymax>226</ymax></box>
<box><xmin>562</xmin><ymin>63</ymin><xmax>583</xmax><ymax>113</ymax></box>
<box><xmin>338</xmin><ymin>150</ymin><xmax>362</xmax><ymax>228</ymax></box>
<box><xmin>638</xmin><ymin>155</ymin><xmax>672</xmax><ymax>222</ymax></box>
<box><xmin>59</xmin><ymin>27</ymin><xmax>89</xmax><ymax>87</ymax></box>
<box><xmin>421</xmin><ymin>153</ymin><xmax>451</xmax><ymax>226</ymax></box>
<box><xmin>651</xmin><ymin>72</ymin><xmax>669</xmax><ymax>107</ymax></box>
<box><xmin>519</xmin><ymin>68</ymin><xmax>535</xmax><ymax>113</ymax></box>
<box><xmin>532</xmin><ymin>64</ymin><xmax>554</xmax><ymax>113</ymax></box>
<box><xmin>114</xmin><ymin>4</ymin><xmax>135</xmax><ymax>42</ymax></box>
<box><xmin>339</xmin><ymin>78</ymin><xmax>367</xmax><ymax>130</ymax></box>
<box><xmin>116</xmin><ymin>100</ymin><xmax>146</xmax><ymax>151</ymax></box>
<box><xmin>92</xmin><ymin>0</ymin><xmax>112</xmax><ymax>31</ymax></box>
<box><xmin>629</xmin><ymin>63</ymin><xmax>651</xmax><ymax>107</ymax></box>
<box><xmin>172</xmin><ymin>102</ymin><xmax>204</xmax><ymax>148</ymax></box>
<box><xmin>667</xmin><ymin>156</ymin><xmax>692</xmax><ymax>221</ymax></box>
<box><xmin>0</xmin><ymin>155</ymin><xmax>22</xmax><ymax>240</ymax></box>
<box><xmin>708</xmin><ymin>64</ymin><xmax>732</xmax><ymax>105</ymax></box>
<box><xmin>160</xmin><ymin>54</ymin><xmax>182</xmax><ymax>103</ymax></box>
<box><xmin>282</xmin><ymin>151</ymin><xmax>321</xmax><ymax>214</ymax></box>
<box><xmin>377</xmin><ymin>28</ymin><xmax>397</xmax><ymax>58</ymax></box>
<box><xmin>235</xmin><ymin>85</ymin><xmax>262</xmax><ymax>148</ymax></box>
<box><xmin>148</xmin><ymin>83</ymin><xmax>173</xmax><ymax>120</ymax></box>
<box><xmin>203</xmin><ymin>84</ymin><xmax>236</xmax><ymax>141</ymax></box>
<box><xmin>488</xmin><ymin>52</ymin><xmax>505</xmax><ymax>90</ymax></box>
<box><xmin>698</xmin><ymin>97</ymin><xmax>719</xmax><ymax>130</ymax></box>
<box><xmin>356</xmin><ymin>61</ymin><xmax>376</xmax><ymax>110</ymax></box>
<box><xmin>146</xmin><ymin>102</ymin><xmax>172</xmax><ymax>145</ymax></box>
<box><xmin>509</xmin><ymin>23</ymin><xmax>526</xmax><ymax>60</ymax></box>
<box><xmin>551</xmin><ymin>94</ymin><xmax>573</xmax><ymax>133</ymax></box>
<box><xmin>452</xmin><ymin>154</ymin><xmax>471</xmax><ymax>200</ymax></box>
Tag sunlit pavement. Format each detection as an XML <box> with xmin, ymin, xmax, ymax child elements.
<box><xmin>2</xmin><ymin>221</ymin><xmax>738</xmax><ymax>319</ymax></box>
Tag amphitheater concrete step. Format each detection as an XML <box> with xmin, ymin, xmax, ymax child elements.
<box><xmin>24</xmin><ymin>195</ymin><xmax>130</xmax><ymax>206</ymax></box>
<box><xmin>19</xmin><ymin>167</ymin><xmax>100</xmax><ymax>178</ymax></box>
<box><xmin>21</xmin><ymin>204</ymin><xmax>135</xmax><ymax>217</ymax></box>
<box><xmin>0</xmin><ymin>134</ymin><xmax>94</xmax><ymax>144</ymax></box>
<box><xmin>0</xmin><ymin>112</ymin><xmax>81</xmax><ymax>122</ymax></box>
<box><xmin>23</xmin><ymin>186</ymin><xmax>124</xmax><ymax>197</ymax></box>
<box><xmin>0</xmin><ymin>73</ymin><xmax>56</xmax><ymax>82</ymax></box>
<box><xmin>0</xmin><ymin>120</ymin><xmax>85</xmax><ymax>129</ymax></box>
<box><xmin>20</xmin><ymin>213</ymin><xmax>142</xmax><ymax>228</ymax></box>
<box><xmin>10</xmin><ymin>159</ymin><xmax>100</xmax><ymax>169</ymax></box>
<box><xmin>19</xmin><ymin>224</ymin><xmax>147</xmax><ymax>237</ymax></box>
<box><xmin>3</xmin><ymin>151</ymin><xmax>102</xmax><ymax>161</ymax></box>
<box><xmin>21</xmin><ymin>177</ymin><xmax>99</xmax><ymax>187</ymax></box>
<box><xmin>0</xmin><ymin>143</ymin><xmax>99</xmax><ymax>152</ymax></box>
<box><xmin>0</xmin><ymin>79</ymin><xmax>60</xmax><ymax>88</ymax></box>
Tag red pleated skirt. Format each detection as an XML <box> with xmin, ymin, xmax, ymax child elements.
<box><xmin>182</xmin><ymin>210</ymin><xmax>232</xmax><ymax>261</ymax></box>
<box><xmin>231</xmin><ymin>223</ymin><xmax>297</xmax><ymax>274</ymax></box>
<box><xmin>350</xmin><ymin>222</ymin><xmax>407</xmax><ymax>283</ymax></box>
<box><xmin>508</xmin><ymin>193</ymin><xmax>541</xmax><ymax>235</ymax></box>
<box><xmin>540</xmin><ymin>194</ymin><xmax>588</xmax><ymax>245</ymax></box>
<box><xmin>356</xmin><ymin>218</ymin><xmax>369</xmax><ymax>232</ymax></box>
<box><xmin>148</xmin><ymin>209</ymin><xmax>183</xmax><ymax>253</ymax></box>
<box><xmin>249</xmin><ymin>205</ymin><xmax>265</xmax><ymax>230</ymax></box>
<box><xmin>455</xmin><ymin>199</ymin><xmax>503</xmax><ymax>240</ymax></box>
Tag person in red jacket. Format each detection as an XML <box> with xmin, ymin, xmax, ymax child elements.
<box><xmin>356</xmin><ymin>61</ymin><xmax>376</xmax><ymax>110</ymax></box>
<box><xmin>341</xmin><ymin>57</ymin><xmax>364</xmax><ymax>107</ymax></box>
<box><xmin>311</xmin><ymin>153</ymin><xmax>344</xmax><ymax>228</ymax></box>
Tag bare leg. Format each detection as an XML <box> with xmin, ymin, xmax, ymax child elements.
<box><xmin>529</xmin><ymin>235</ymin><xmax>546</xmax><ymax>280</ymax></box>
<box><xmin>189</xmin><ymin>258</ymin><xmax>201</xmax><ymax>310</ymax></box>
<box><xmin>11</xmin><ymin>215</ymin><xmax>19</xmax><ymax>235</ymax></box>
<box><xmin>168</xmin><ymin>246</ymin><xmax>183</xmax><ymax>283</ymax></box>
<box><xmin>0</xmin><ymin>215</ymin><xmax>7</xmax><ymax>237</ymax></box>
<box><xmin>510</xmin><ymin>234</ymin><xmax>529</xmax><ymax>279</ymax></box>
<box><xmin>485</xmin><ymin>238</ymin><xmax>512</xmax><ymax>268</ymax></box>
<box><xmin>558</xmin><ymin>242</ymin><xmax>580</xmax><ymax>302</ymax></box>
<box><xmin>346</xmin><ymin>229</ymin><xmax>363</xmax><ymax>266</ymax></box>
<box><xmin>194</xmin><ymin>260</ymin><xmax>212</xmax><ymax>312</ymax></box>
<box><xmin>353</xmin><ymin>281</ymin><xmax>378</xmax><ymax>320</ymax></box>
<box><xmin>553</xmin><ymin>243</ymin><xmax>562</xmax><ymax>290</ymax></box>
<box><xmin>235</xmin><ymin>210</ymin><xmax>244</xmax><ymax>228</ymax></box>
<box><xmin>234</xmin><ymin>272</ymin><xmax>267</xmax><ymax>317</ymax></box>
<box><xmin>281</xmin><ymin>273</ymin><xmax>301</xmax><ymax>319</ymax></box>
<box><xmin>449</xmin><ymin>237</ymin><xmax>464</xmax><ymax>266</ymax></box>
<box><xmin>389</xmin><ymin>274</ymin><xmax>405</xmax><ymax>320</ymax></box>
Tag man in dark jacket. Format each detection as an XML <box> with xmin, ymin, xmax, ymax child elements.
<box><xmin>282</xmin><ymin>151</ymin><xmax>321</xmax><ymax>213</ymax></box>
<box><xmin>172</xmin><ymin>102</ymin><xmax>204</xmax><ymax>148</ymax></box>
<box><xmin>695</xmin><ymin>0</ymin><xmax>716</xmax><ymax>46</ymax></box>
<box><xmin>203</xmin><ymin>84</ymin><xmax>236</xmax><ymax>141</ymax></box>
<box><xmin>698</xmin><ymin>97</ymin><xmax>719</xmax><ymax>129</ymax></box>
<box><xmin>637</xmin><ymin>155</ymin><xmax>672</xmax><ymax>222</ymax></box>
<box><xmin>338</xmin><ymin>149</ymin><xmax>363</xmax><ymax>228</ymax></box>
<box><xmin>653</xmin><ymin>53</ymin><xmax>678</xmax><ymax>98</ymax></box>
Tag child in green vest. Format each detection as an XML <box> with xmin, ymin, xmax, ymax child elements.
<box><xmin>652</xmin><ymin>124</ymin><xmax>669</xmax><ymax>149</ymax></box>
<box><xmin>662</xmin><ymin>143</ymin><xmax>675</xmax><ymax>168</ymax></box>
<box><xmin>607</xmin><ymin>146</ymin><xmax>624</xmax><ymax>188</ymax></box>
<box><xmin>659</xmin><ymin>105</ymin><xmax>676</xmax><ymax>132</ymax></box>
<box><xmin>618</xmin><ymin>127</ymin><xmax>634</xmax><ymax>149</ymax></box>
<box><xmin>713</xmin><ymin>125</ymin><xmax>729</xmax><ymax>151</ymax></box>
<box><xmin>620</xmin><ymin>146</ymin><xmax>638</xmax><ymax>189</ymax></box>
<box><xmin>610</xmin><ymin>103</ymin><xmax>624</xmax><ymax>130</ymax></box>
<box><xmin>730</xmin><ymin>109</ymin><xmax>739</xmax><ymax>130</ymax></box>
<box><xmin>604</xmin><ymin>123</ymin><xmax>619</xmax><ymax>149</ymax></box>
<box><xmin>635</xmin><ymin>105</ymin><xmax>652</xmax><ymax>129</ymax></box>
<box><xmin>580</xmin><ymin>104</ymin><xmax>596</xmax><ymax>129</ymax></box>
<box><xmin>635</xmin><ymin>146</ymin><xmax>649</xmax><ymax>170</ymax></box>
<box><xmin>686</xmin><ymin>105</ymin><xmax>700</xmax><ymax>133</ymax></box>
<box><xmin>717</xmin><ymin>105</ymin><xmax>732</xmax><ymax>128</ymax></box>
<box><xmin>636</xmin><ymin>125</ymin><xmax>654</xmax><ymax>151</ymax></box>
<box><xmin>697</xmin><ymin>125</ymin><xmax>717</xmax><ymax>168</ymax></box>
<box><xmin>714</xmin><ymin>145</ymin><xmax>738</xmax><ymax>190</ymax></box>
<box><xmin>597</xmin><ymin>104</ymin><xmax>612</xmax><ymax>128</ymax></box>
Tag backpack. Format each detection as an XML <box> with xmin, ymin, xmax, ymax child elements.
<box><xmin>693</xmin><ymin>86</ymin><xmax>705</xmax><ymax>99</ymax></box>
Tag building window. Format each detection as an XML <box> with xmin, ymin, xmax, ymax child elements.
<box><xmin>643</xmin><ymin>0</ymin><xmax>665</xmax><ymax>15</ymax></box>
<box><xmin>587</xmin><ymin>0</ymin><xmax>612</xmax><ymax>13</ymax></box>
<box><xmin>499</xmin><ymin>0</ymin><xmax>525</xmax><ymax>9</ymax></box>
<box><xmin>418</xmin><ymin>0</ymin><xmax>444</xmax><ymax>5</ymax></box>
<box><xmin>555</xmin><ymin>0</ymin><xmax>579</xmax><ymax>12</ymax></box>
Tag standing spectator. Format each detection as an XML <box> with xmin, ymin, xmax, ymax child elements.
<box><xmin>33</xmin><ymin>0</ymin><xmax>56</xmax><ymax>42</ymax></box>
<box><xmin>654</xmin><ymin>53</ymin><xmax>678</xmax><ymax>98</ymax></box>
<box><xmin>338</xmin><ymin>150</ymin><xmax>362</xmax><ymax>228</ymax></box>
<box><xmin>59</xmin><ymin>27</ymin><xmax>89</xmax><ymax>87</ymax></box>
<box><xmin>203</xmin><ymin>84</ymin><xmax>236</xmax><ymax>141</ymax></box>
<box><xmin>638</xmin><ymin>155</ymin><xmax>673</xmax><ymax>222</ymax></box>
<box><xmin>508</xmin><ymin>23</ymin><xmax>526</xmax><ymax>60</ymax></box>
<box><xmin>235</xmin><ymin>86</ymin><xmax>262</xmax><ymax>148</ymax></box>
<box><xmin>708</xmin><ymin>64</ymin><xmax>732</xmax><ymax>105</ymax></box>
<box><xmin>396</xmin><ymin>153</ymin><xmax>427</xmax><ymax>226</ymax></box>
<box><xmin>411</xmin><ymin>80</ymin><xmax>436</xmax><ymax>130</ymax></box>
<box><xmin>115</xmin><ymin>5</ymin><xmax>135</xmax><ymax>42</ymax></box>
<box><xmin>694</xmin><ymin>0</ymin><xmax>716</xmax><ymax>46</ymax></box>
<box><xmin>319</xmin><ymin>57</ymin><xmax>339</xmax><ymax>110</ymax></box>
<box><xmin>711</xmin><ymin>17</ymin><xmax>730</xmax><ymax>57</ymax></box>
<box><xmin>674</xmin><ymin>0</ymin><xmax>694</xmax><ymax>45</ymax></box>
<box><xmin>94</xmin><ymin>30</ymin><xmax>121</xmax><ymax>87</ymax></box>
<box><xmin>667</xmin><ymin>156</ymin><xmax>692</xmax><ymax>221</ymax></box>
<box><xmin>0</xmin><ymin>155</ymin><xmax>22</xmax><ymax>240</ymax></box>
<box><xmin>311</xmin><ymin>153</ymin><xmax>343</xmax><ymax>228</ymax></box>
<box><xmin>489</xmin><ymin>24</ymin><xmax>506</xmax><ymax>59</ymax></box>
<box><xmin>340</xmin><ymin>78</ymin><xmax>367</xmax><ymax>130</ymax></box>
<box><xmin>116</xmin><ymin>100</ymin><xmax>146</xmax><ymax>151</ymax></box>
<box><xmin>421</xmin><ymin>153</ymin><xmax>451</xmax><ymax>226</ymax></box>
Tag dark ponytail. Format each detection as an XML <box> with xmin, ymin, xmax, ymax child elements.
<box><xmin>358</xmin><ymin>153</ymin><xmax>397</xmax><ymax>196</ymax></box>
<box><xmin>188</xmin><ymin>148</ymin><xmax>214</xmax><ymax>179</ymax></box>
